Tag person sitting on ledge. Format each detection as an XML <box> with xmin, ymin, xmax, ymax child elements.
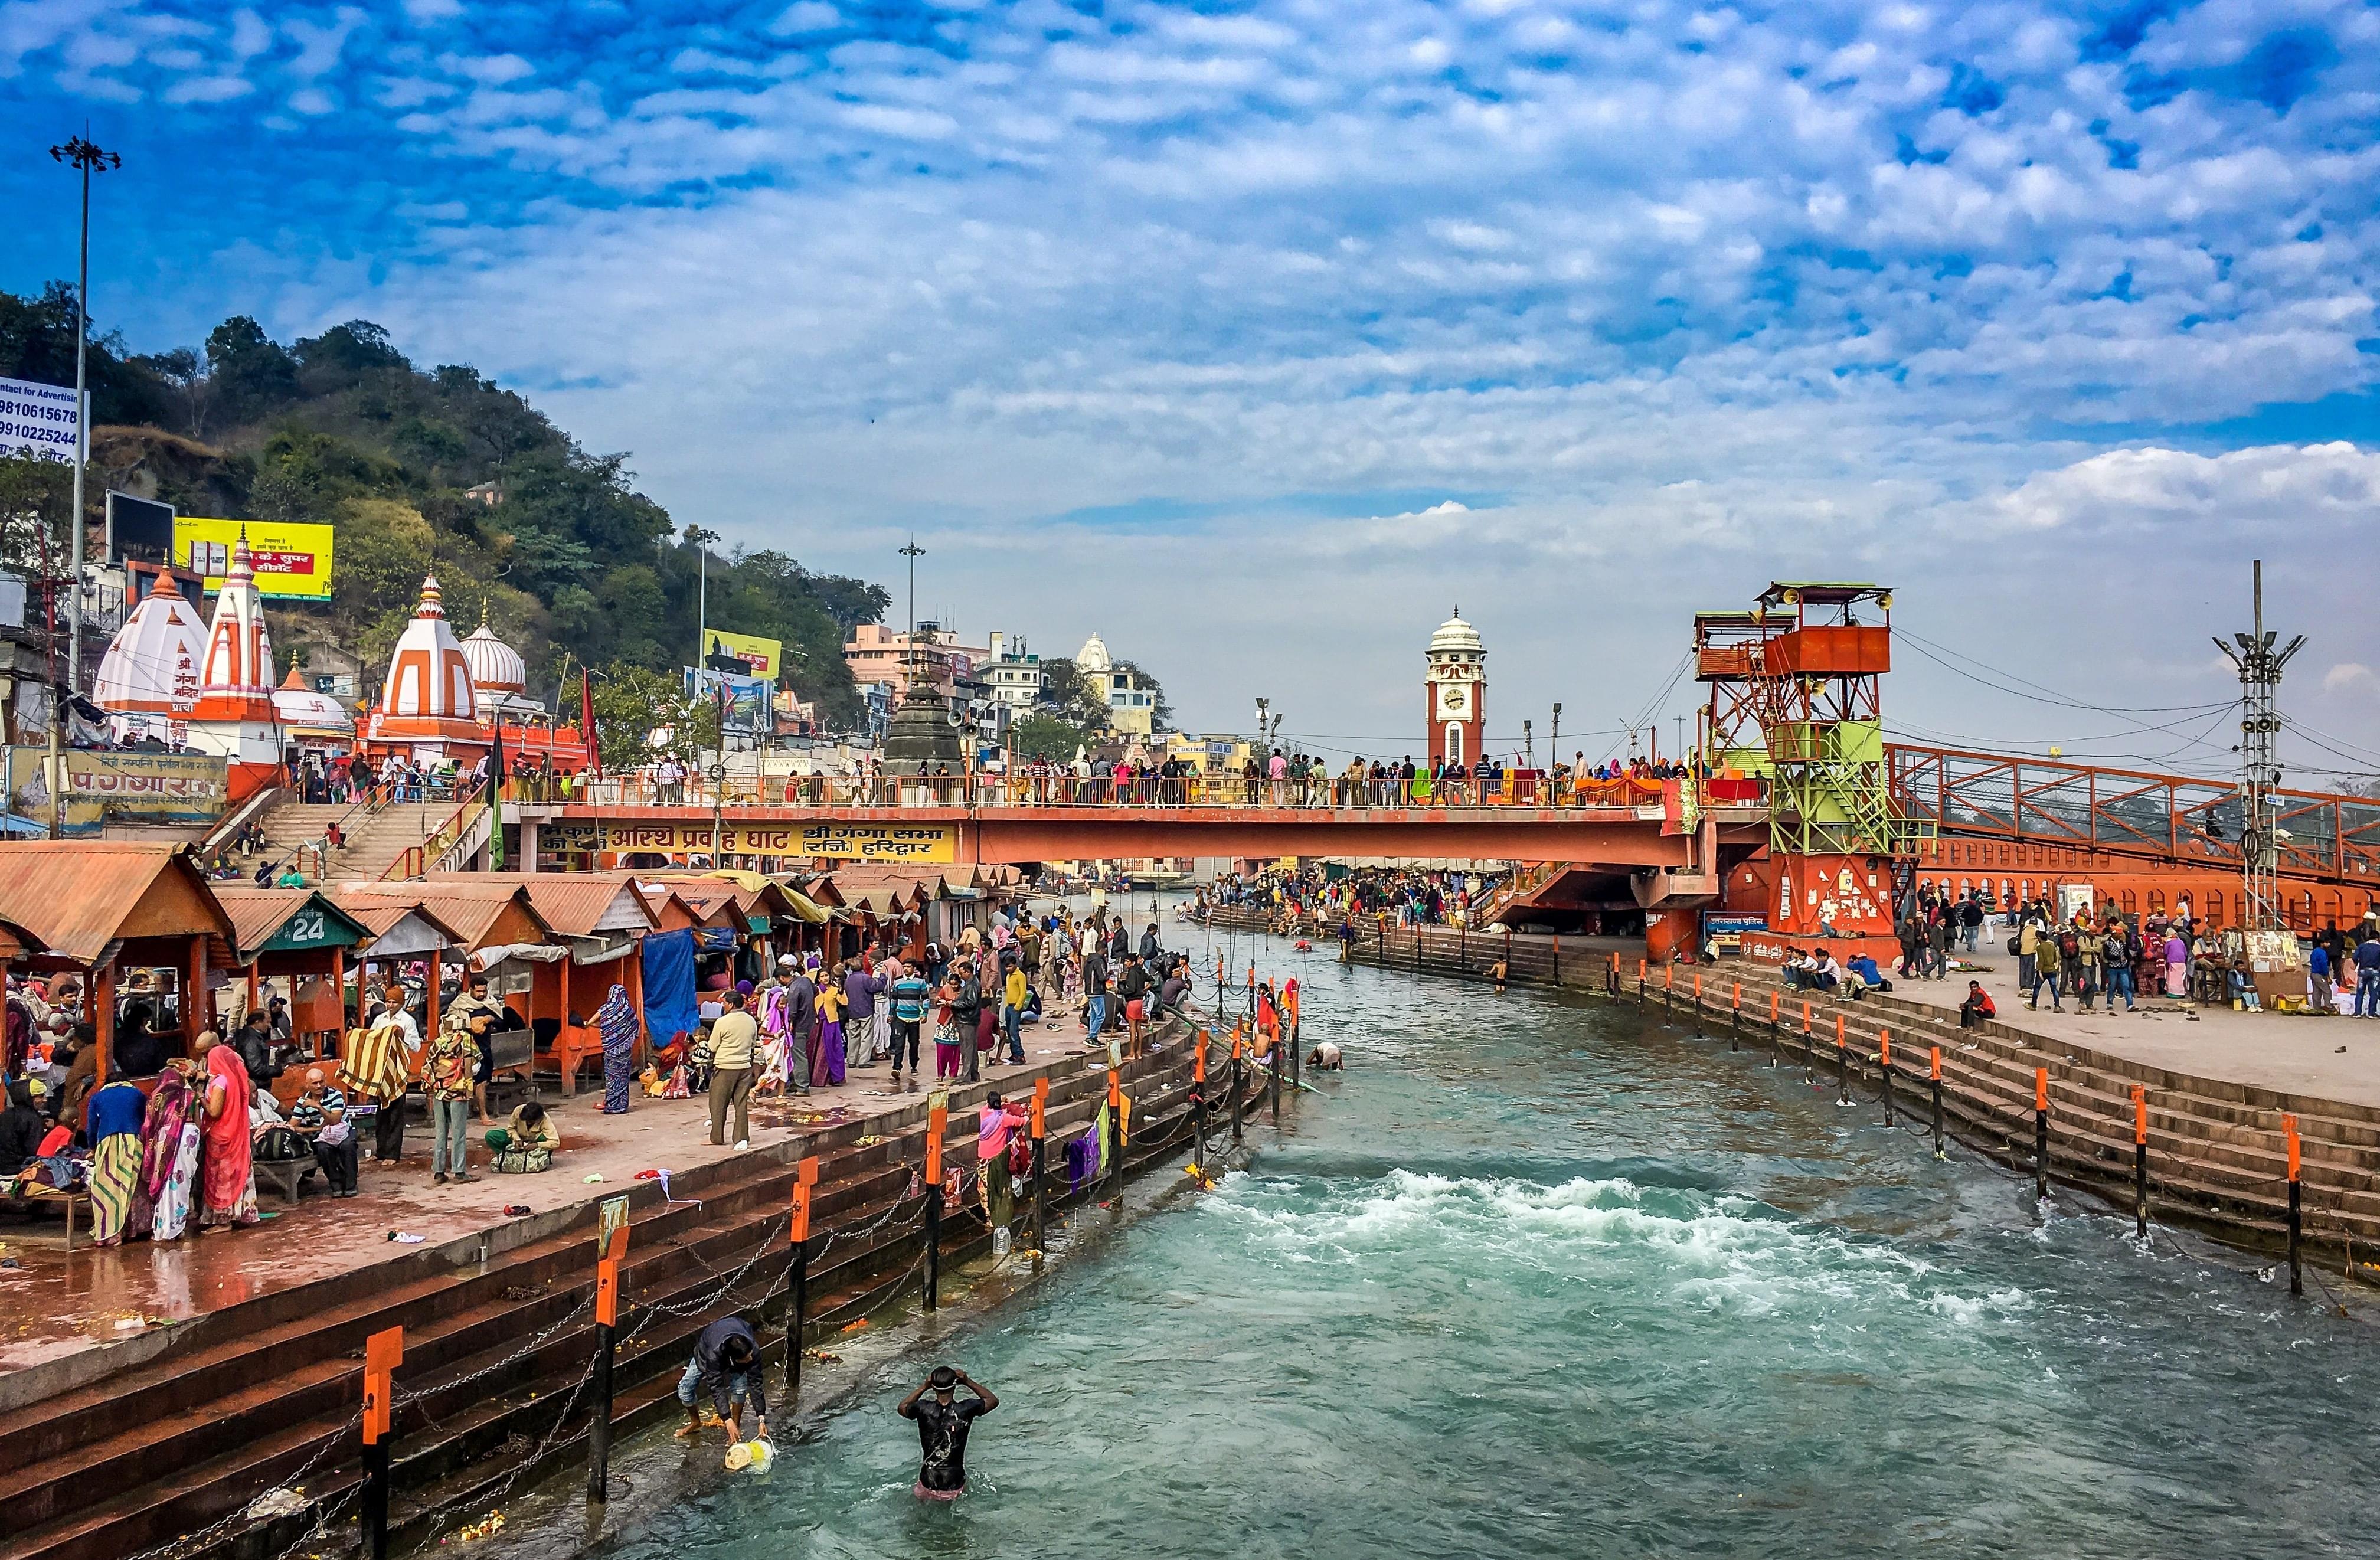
<box><xmin>486</xmin><ymin>1100</ymin><xmax>560</xmax><ymax>1173</ymax></box>
<box><xmin>1843</xmin><ymin>953</ymin><xmax>1888</xmax><ymax>998</ymax></box>
<box><xmin>1960</xmin><ymin>981</ymin><xmax>1997</xmax><ymax>1028</ymax></box>
<box><xmin>1809</xmin><ymin>951</ymin><xmax>1842</xmax><ymax>992</ymax></box>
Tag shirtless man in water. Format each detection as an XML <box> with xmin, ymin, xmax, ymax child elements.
<box><xmin>898</xmin><ymin>1366</ymin><xmax>998</xmax><ymax>1499</ymax></box>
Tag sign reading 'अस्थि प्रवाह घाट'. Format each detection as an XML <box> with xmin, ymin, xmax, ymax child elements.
<box><xmin>546</xmin><ymin>820</ymin><xmax>957</xmax><ymax>861</ymax></box>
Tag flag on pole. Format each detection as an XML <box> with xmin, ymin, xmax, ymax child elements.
<box><xmin>581</xmin><ymin>669</ymin><xmax>603</xmax><ymax>779</ymax></box>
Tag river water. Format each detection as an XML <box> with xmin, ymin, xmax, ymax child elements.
<box><xmin>607</xmin><ymin>927</ymin><xmax>2377</xmax><ymax>1560</ymax></box>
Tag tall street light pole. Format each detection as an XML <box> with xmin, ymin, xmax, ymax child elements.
<box><xmin>684</xmin><ymin>525</ymin><xmax>720</xmax><ymax>666</ymax></box>
<box><xmin>900</xmin><ymin>537</ymin><xmax>926</xmax><ymax>699</ymax></box>
<box><xmin>50</xmin><ymin>133</ymin><xmax>118</xmax><ymax>695</ymax></box>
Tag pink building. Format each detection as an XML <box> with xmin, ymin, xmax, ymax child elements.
<box><xmin>843</xmin><ymin>621</ymin><xmax>989</xmax><ymax>702</ymax></box>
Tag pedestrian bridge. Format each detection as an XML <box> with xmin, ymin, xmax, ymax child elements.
<box><xmin>504</xmin><ymin>772</ymin><xmax>1767</xmax><ymax>872</ymax></box>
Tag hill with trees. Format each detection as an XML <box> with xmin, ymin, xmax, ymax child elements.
<box><xmin>0</xmin><ymin>282</ymin><xmax>887</xmax><ymax>728</ymax></box>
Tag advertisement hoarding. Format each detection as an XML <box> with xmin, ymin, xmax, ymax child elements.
<box><xmin>704</xmin><ymin>630</ymin><xmax>782</xmax><ymax>680</ymax></box>
<box><xmin>173</xmin><ymin>518</ymin><xmax>337</xmax><ymax>599</ymax></box>
<box><xmin>540</xmin><ymin>819</ymin><xmax>957</xmax><ymax>861</ymax></box>
<box><xmin>684</xmin><ymin>667</ymin><xmax>770</xmax><ymax>740</ymax></box>
<box><xmin>4</xmin><ymin>747</ymin><xmax>228</xmax><ymax>835</ymax></box>
<box><xmin>0</xmin><ymin>376</ymin><xmax>78</xmax><ymax>460</ymax></box>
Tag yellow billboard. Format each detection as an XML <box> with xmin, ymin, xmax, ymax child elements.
<box><xmin>174</xmin><ymin>518</ymin><xmax>336</xmax><ymax>599</ymax></box>
<box><xmin>705</xmin><ymin>629</ymin><xmax>781</xmax><ymax>680</ymax></box>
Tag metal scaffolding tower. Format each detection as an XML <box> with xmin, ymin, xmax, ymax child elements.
<box><xmin>2215</xmin><ymin>560</ymin><xmax>2302</xmax><ymax>932</ymax></box>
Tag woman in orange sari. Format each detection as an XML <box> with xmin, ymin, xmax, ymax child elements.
<box><xmin>197</xmin><ymin>1035</ymin><xmax>260</xmax><ymax>1232</ymax></box>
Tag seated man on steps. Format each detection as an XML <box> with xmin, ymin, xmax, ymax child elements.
<box><xmin>1960</xmin><ymin>980</ymin><xmax>1996</xmax><ymax>1029</ymax></box>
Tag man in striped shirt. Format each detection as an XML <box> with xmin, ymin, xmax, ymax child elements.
<box><xmin>290</xmin><ymin>1068</ymin><xmax>358</xmax><ymax>1198</ymax></box>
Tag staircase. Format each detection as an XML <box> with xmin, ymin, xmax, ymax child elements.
<box><xmin>0</xmin><ymin>1038</ymin><xmax>1244</xmax><ymax>1560</ymax></box>
<box><xmin>221</xmin><ymin>797</ymin><xmax>483</xmax><ymax>885</ymax></box>
<box><xmin>1678</xmin><ymin>963</ymin><xmax>2380</xmax><ymax>1255</ymax></box>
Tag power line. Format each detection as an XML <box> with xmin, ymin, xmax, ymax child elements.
<box><xmin>1894</xmin><ymin>629</ymin><xmax>2232</xmax><ymax>718</ymax></box>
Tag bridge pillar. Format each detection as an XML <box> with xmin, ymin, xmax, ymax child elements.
<box><xmin>1645</xmin><ymin>908</ymin><xmax>1698</xmax><ymax>964</ymax></box>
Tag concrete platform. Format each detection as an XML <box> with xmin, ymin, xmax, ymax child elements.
<box><xmin>1861</xmin><ymin>946</ymin><xmax>2380</xmax><ymax>1112</ymax></box>
<box><xmin>0</xmin><ymin>1009</ymin><xmax>1116</xmax><ymax>1378</ymax></box>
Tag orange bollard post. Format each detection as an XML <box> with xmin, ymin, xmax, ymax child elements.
<box><xmin>924</xmin><ymin>1101</ymin><xmax>946</xmax><ymax>1310</ymax></box>
<box><xmin>2286</xmin><ymin>1113</ymin><xmax>2303</xmax><ymax>1297</ymax></box>
<box><xmin>2131</xmin><ymin>1085</ymin><xmax>2149</xmax><ymax>1238</ymax></box>
<box><xmin>589</xmin><ymin>1220</ymin><xmax>629</xmax><ymax>1500</ymax></box>
<box><xmin>2034</xmin><ymin>1067</ymin><xmax>2051</xmax><ymax>1202</ymax></box>
<box><xmin>362</xmin><ymin>1326</ymin><xmax>403</xmax><ymax>1559</ymax></box>
<box><xmin>1929</xmin><ymin>1045</ymin><xmax>1945</xmax><ymax>1157</ymax></box>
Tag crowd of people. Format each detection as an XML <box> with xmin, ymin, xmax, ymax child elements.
<box><xmin>1198</xmin><ymin>864</ymin><xmax>1497</xmax><ymax>930</ymax></box>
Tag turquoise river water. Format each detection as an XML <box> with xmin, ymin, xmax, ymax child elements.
<box><xmin>605</xmin><ymin>929</ymin><xmax>2377</xmax><ymax>1560</ymax></box>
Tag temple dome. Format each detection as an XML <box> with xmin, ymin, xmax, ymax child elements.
<box><xmin>273</xmin><ymin>665</ymin><xmax>353</xmax><ymax>733</ymax></box>
<box><xmin>94</xmin><ymin>571</ymin><xmax>207</xmax><ymax>718</ymax></box>
<box><xmin>1428</xmin><ymin>610</ymin><xmax>1483</xmax><ymax>658</ymax></box>
<box><xmin>461</xmin><ymin>612</ymin><xmax>528</xmax><ymax>715</ymax></box>
<box><xmin>188</xmin><ymin>534</ymin><xmax>277</xmax><ymax>723</ymax></box>
<box><xmin>1076</xmin><ymin>632</ymin><xmax>1112</xmax><ymax>674</ymax></box>
<box><xmin>371</xmin><ymin>573</ymin><xmax>480</xmax><ymax>742</ymax></box>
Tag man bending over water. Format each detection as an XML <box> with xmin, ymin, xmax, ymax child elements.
<box><xmin>898</xmin><ymin>1366</ymin><xmax>998</xmax><ymax>1499</ymax></box>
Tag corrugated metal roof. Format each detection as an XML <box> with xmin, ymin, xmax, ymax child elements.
<box><xmin>331</xmin><ymin>881</ymin><xmax>550</xmax><ymax>948</ymax></box>
<box><xmin>422</xmin><ymin>871</ymin><xmax>657</xmax><ymax>937</ymax></box>
<box><xmin>0</xmin><ymin>842</ymin><xmax>235</xmax><ymax>964</ymax></box>
<box><xmin>211</xmin><ymin>887</ymin><xmax>371</xmax><ymax>963</ymax></box>
<box><xmin>338</xmin><ymin>900</ymin><xmax>464</xmax><ymax>946</ymax></box>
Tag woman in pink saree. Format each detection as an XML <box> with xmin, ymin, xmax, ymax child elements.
<box><xmin>130</xmin><ymin>1061</ymin><xmax>197</xmax><ymax>1238</ymax></box>
<box><xmin>198</xmin><ymin>1036</ymin><xmax>260</xmax><ymax>1231</ymax></box>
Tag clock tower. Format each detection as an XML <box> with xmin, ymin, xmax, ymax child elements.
<box><xmin>1425</xmin><ymin>609</ymin><xmax>1486</xmax><ymax>769</ymax></box>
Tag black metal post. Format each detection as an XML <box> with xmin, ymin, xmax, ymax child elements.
<box><xmin>1931</xmin><ymin>1074</ymin><xmax>1946</xmax><ymax>1159</ymax></box>
<box><xmin>1879</xmin><ymin>1057</ymin><xmax>1893</xmax><ymax>1127</ymax></box>
<box><xmin>1031</xmin><ymin>1134</ymin><xmax>1048</xmax><ymax>1267</ymax></box>
<box><xmin>1836</xmin><ymin>1039</ymin><xmax>1849</xmax><ymax>1106</ymax></box>
<box><xmin>1231</xmin><ymin>1054</ymin><xmax>1245</xmax><ymax>1145</ymax></box>
<box><xmin>2289</xmin><ymin>1178</ymin><xmax>2303</xmax><ymax>1297</ymax></box>
<box><xmin>1730</xmin><ymin>1002</ymin><xmax>1738</xmax><ymax>1051</ymax></box>
<box><xmin>786</xmin><ymin>1242</ymin><xmax>809</xmax><ymax>1398</ymax></box>
<box><xmin>586</xmin><ymin>1317</ymin><xmax>616</xmax><ymax>1503</ymax></box>
<box><xmin>923</xmin><ymin>1189</ymin><xmax>941</xmax><ymax>1310</ymax></box>
<box><xmin>1289</xmin><ymin>1003</ymin><xmax>1301</xmax><ymax>1089</ymax></box>
<box><xmin>1107</xmin><ymin>1093</ymin><xmax>1124</xmax><ymax>1206</ymax></box>
<box><xmin>1192</xmin><ymin>1085</ymin><xmax>1208</xmax><ymax>1171</ymax></box>
<box><xmin>2035</xmin><ymin>1107</ymin><xmax>2050</xmax><ymax>1202</ymax></box>
<box><xmin>1269</xmin><ymin>1046</ymin><xmax>1281</xmax><ymax>1126</ymax></box>
<box><xmin>2133</xmin><ymin>1140</ymin><xmax>2149</xmax><ymax>1239</ymax></box>
<box><xmin>362</xmin><ymin>1442</ymin><xmax>390</xmax><ymax>1560</ymax></box>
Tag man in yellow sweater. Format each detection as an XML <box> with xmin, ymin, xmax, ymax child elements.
<box><xmin>707</xmin><ymin>989</ymin><xmax>760</xmax><ymax>1149</ymax></box>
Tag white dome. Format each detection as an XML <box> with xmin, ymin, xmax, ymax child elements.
<box><xmin>1428</xmin><ymin>610</ymin><xmax>1483</xmax><ymax>656</ymax></box>
<box><xmin>273</xmin><ymin>665</ymin><xmax>353</xmax><ymax>732</ymax></box>
<box><xmin>1076</xmin><ymin>632</ymin><xmax>1112</xmax><ymax>674</ymax></box>
<box><xmin>461</xmin><ymin>613</ymin><xmax>527</xmax><ymax>714</ymax></box>
<box><xmin>95</xmin><ymin>572</ymin><xmax>207</xmax><ymax>715</ymax></box>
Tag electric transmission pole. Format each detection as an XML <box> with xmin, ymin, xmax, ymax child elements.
<box><xmin>2215</xmin><ymin>560</ymin><xmax>2302</xmax><ymax>932</ymax></box>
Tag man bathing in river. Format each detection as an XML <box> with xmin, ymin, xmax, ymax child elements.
<box><xmin>898</xmin><ymin>1366</ymin><xmax>998</xmax><ymax>1499</ymax></box>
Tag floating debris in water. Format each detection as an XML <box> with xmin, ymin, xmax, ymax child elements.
<box><xmin>443</xmin><ymin>1511</ymin><xmax>505</xmax><ymax>1543</ymax></box>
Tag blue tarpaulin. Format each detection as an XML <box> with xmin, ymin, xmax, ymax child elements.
<box><xmin>641</xmin><ymin>929</ymin><xmax>701</xmax><ymax>1047</ymax></box>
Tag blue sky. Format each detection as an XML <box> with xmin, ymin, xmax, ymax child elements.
<box><xmin>5</xmin><ymin>0</ymin><xmax>2380</xmax><ymax>776</ymax></box>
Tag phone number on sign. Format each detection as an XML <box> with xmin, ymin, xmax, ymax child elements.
<box><xmin>0</xmin><ymin>420</ymin><xmax>75</xmax><ymax>449</ymax></box>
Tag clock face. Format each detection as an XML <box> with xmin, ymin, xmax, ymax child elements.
<box><xmin>1437</xmin><ymin>685</ymin><xmax>1467</xmax><ymax>715</ymax></box>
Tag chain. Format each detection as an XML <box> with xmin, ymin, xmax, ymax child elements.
<box><xmin>115</xmin><ymin>1410</ymin><xmax>364</xmax><ymax>1560</ymax></box>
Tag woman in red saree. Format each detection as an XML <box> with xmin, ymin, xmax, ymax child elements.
<box><xmin>197</xmin><ymin>1035</ymin><xmax>260</xmax><ymax>1231</ymax></box>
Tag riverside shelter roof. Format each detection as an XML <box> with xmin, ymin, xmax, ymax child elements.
<box><xmin>422</xmin><ymin>871</ymin><xmax>658</xmax><ymax>938</ymax></box>
<box><xmin>329</xmin><ymin>881</ymin><xmax>551</xmax><ymax>953</ymax></box>
<box><xmin>0</xmin><ymin>843</ymin><xmax>236</xmax><ymax>966</ymax></box>
<box><xmin>212</xmin><ymin>887</ymin><xmax>372</xmax><ymax>963</ymax></box>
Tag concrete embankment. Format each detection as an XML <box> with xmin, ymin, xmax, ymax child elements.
<box><xmin>1340</xmin><ymin>923</ymin><xmax>2380</xmax><ymax>1286</ymax></box>
<box><xmin>0</xmin><ymin>1016</ymin><xmax>1268</xmax><ymax>1560</ymax></box>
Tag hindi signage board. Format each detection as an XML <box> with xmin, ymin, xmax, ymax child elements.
<box><xmin>174</xmin><ymin>518</ymin><xmax>336</xmax><ymax>599</ymax></box>
<box><xmin>0</xmin><ymin>376</ymin><xmax>77</xmax><ymax>460</ymax></box>
<box><xmin>4</xmin><ymin>747</ymin><xmax>229</xmax><ymax>835</ymax></box>
<box><xmin>542</xmin><ymin>819</ymin><xmax>958</xmax><ymax>861</ymax></box>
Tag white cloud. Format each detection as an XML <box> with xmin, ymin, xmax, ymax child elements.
<box><xmin>164</xmin><ymin>72</ymin><xmax>254</xmax><ymax>104</ymax></box>
<box><xmin>767</xmin><ymin>1</ymin><xmax>841</xmax><ymax>35</ymax></box>
<box><xmin>1985</xmin><ymin>443</ymin><xmax>2380</xmax><ymax>533</ymax></box>
<box><xmin>2323</xmin><ymin>663</ymin><xmax>2379</xmax><ymax>696</ymax></box>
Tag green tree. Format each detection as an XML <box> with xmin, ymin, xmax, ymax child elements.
<box><xmin>1012</xmin><ymin>711</ymin><xmax>1097</xmax><ymax>761</ymax></box>
<box><xmin>0</xmin><ymin>450</ymin><xmax>71</xmax><ymax>578</ymax></box>
<box><xmin>1037</xmin><ymin>658</ymin><xmax>1109</xmax><ymax>728</ymax></box>
<box><xmin>590</xmin><ymin>662</ymin><xmax>717</xmax><ymax>771</ymax></box>
<box><xmin>204</xmin><ymin>315</ymin><xmax>298</xmax><ymax>414</ymax></box>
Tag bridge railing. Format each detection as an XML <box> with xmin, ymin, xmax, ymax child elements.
<box><xmin>1887</xmin><ymin>743</ymin><xmax>2380</xmax><ymax>883</ymax></box>
<box><xmin>528</xmin><ymin>771</ymin><xmax>1741</xmax><ymax>813</ymax></box>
